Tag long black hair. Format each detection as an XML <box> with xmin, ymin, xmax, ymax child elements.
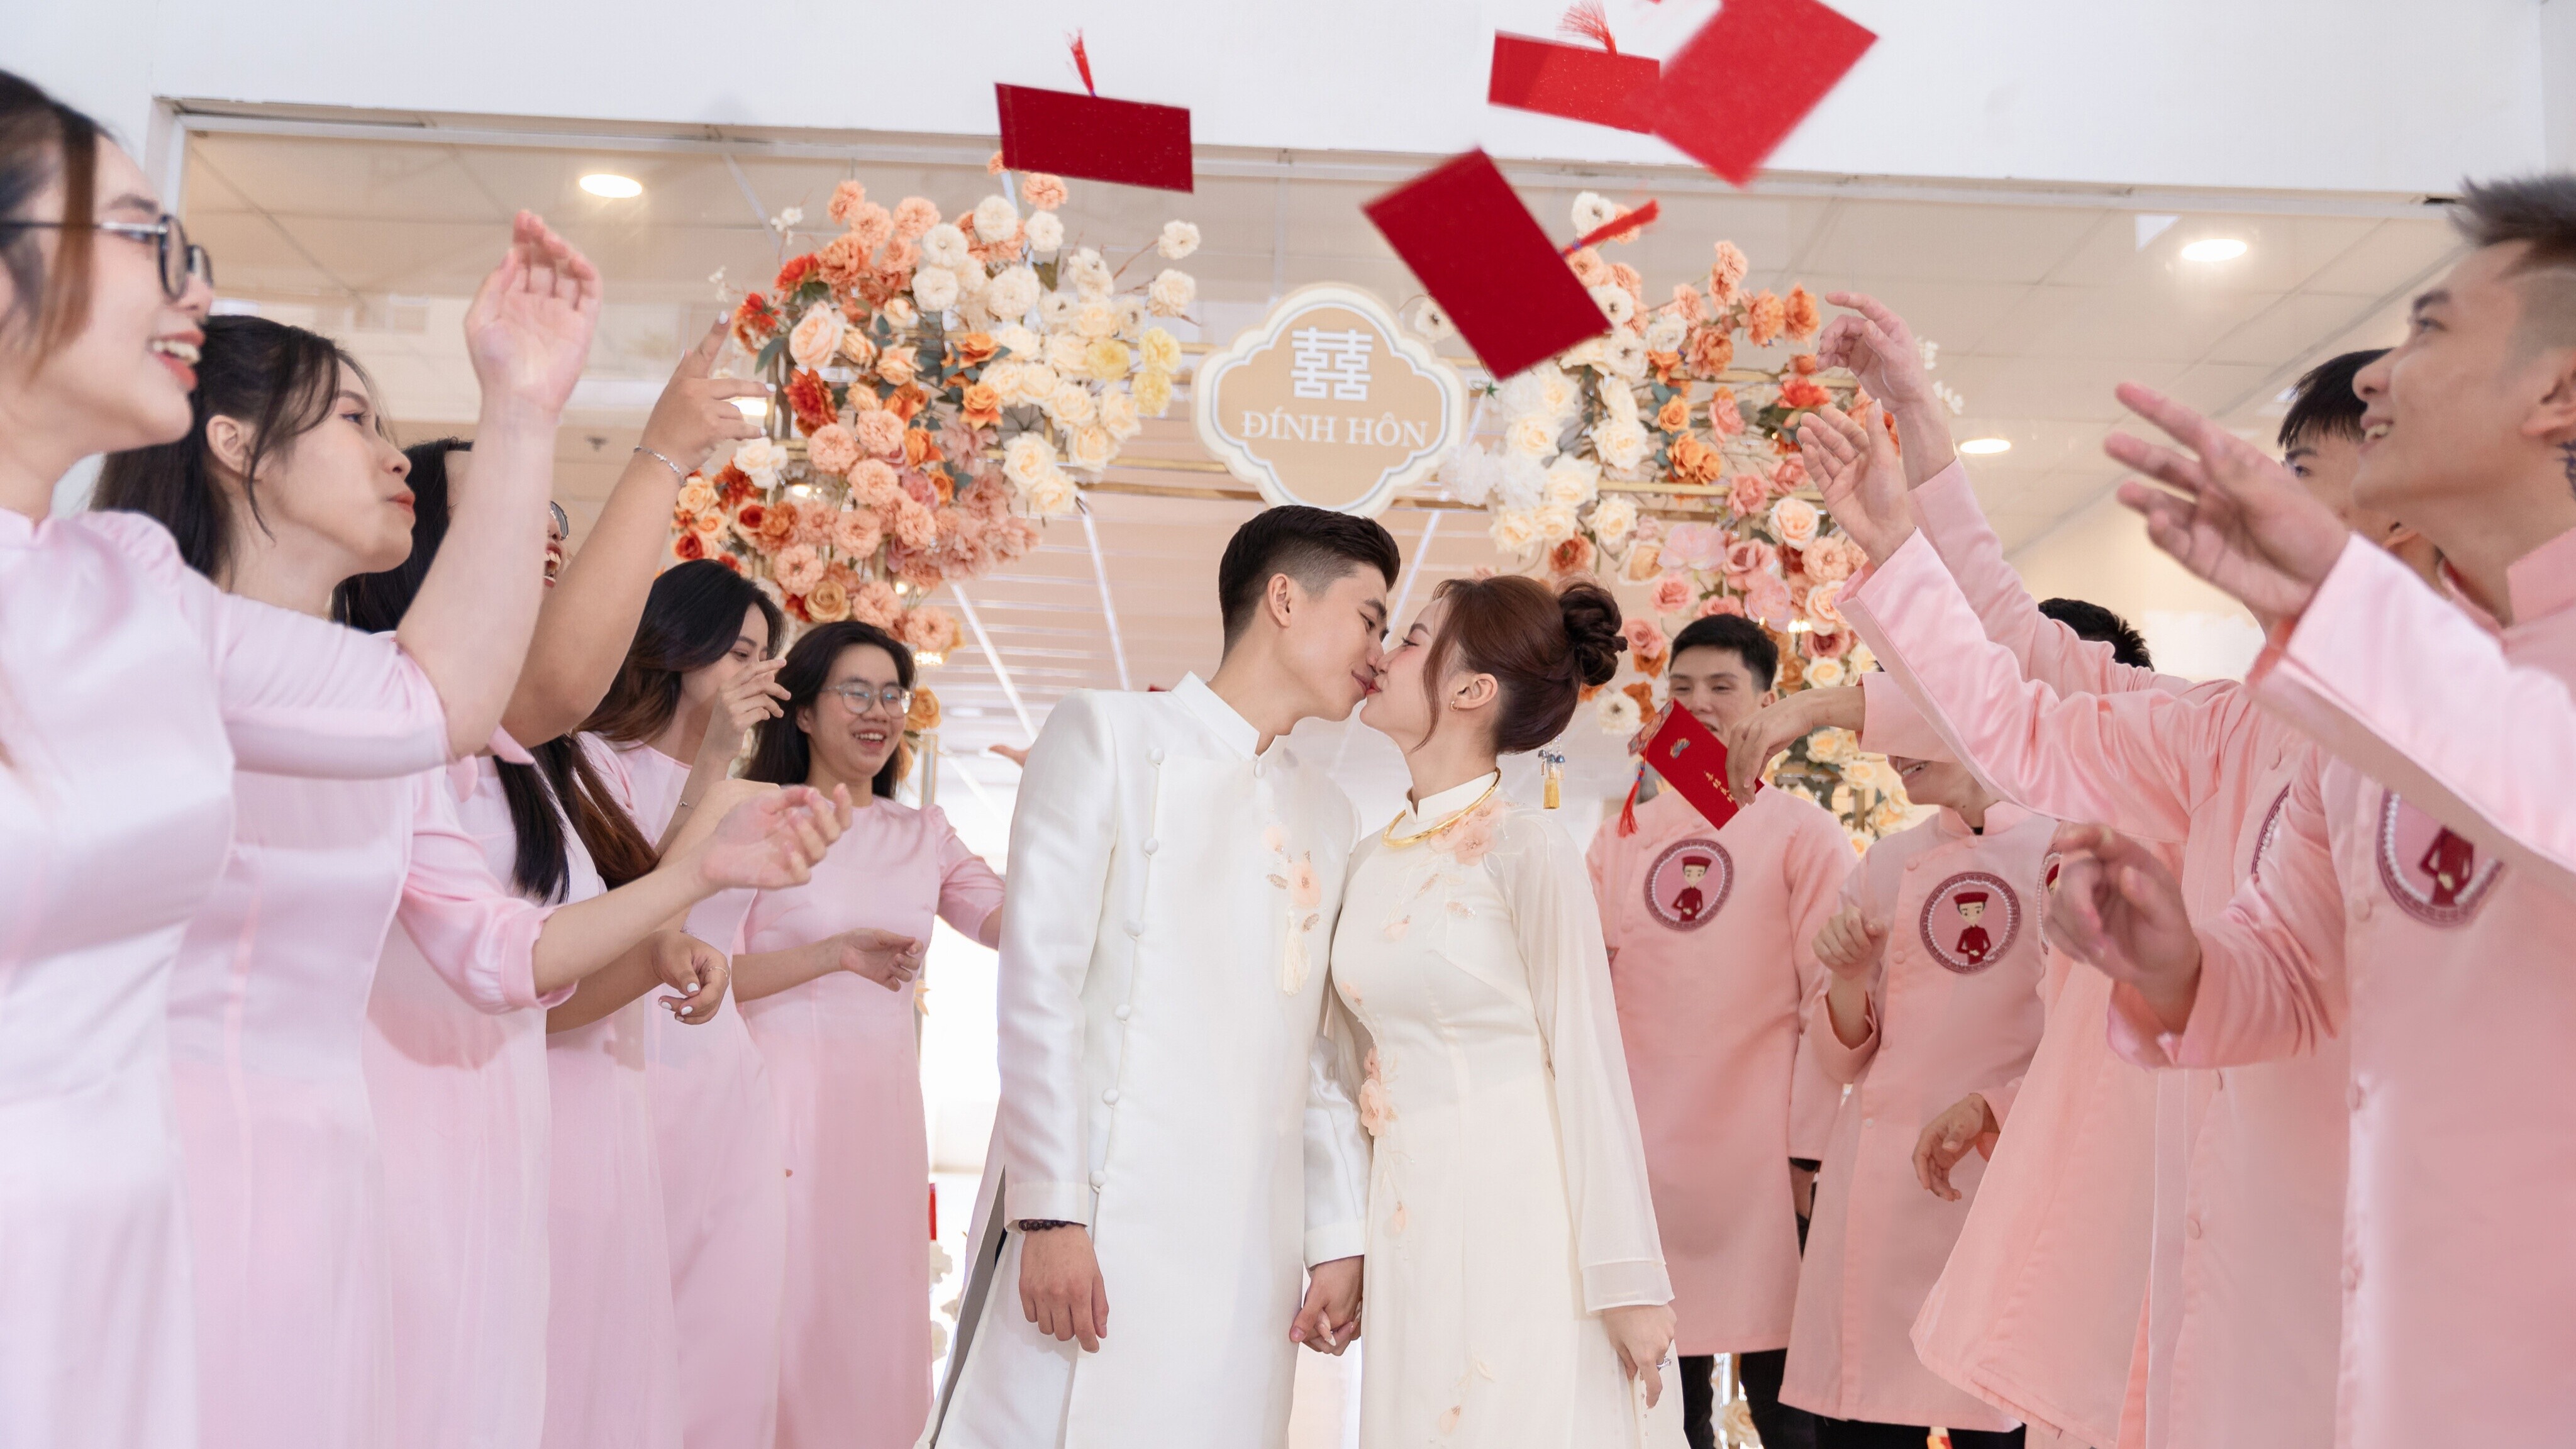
<box><xmin>743</xmin><ymin>619</ymin><xmax>914</xmax><ymax>800</ymax></box>
<box><xmin>93</xmin><ymin>313</ymin><xmax>372</xmax><ymax>580</ymax></box>
<box><xmin>336</xmin><ymin>438</ymin><xmax>657</xmax><ymax>902</ymax></box>
<box><xmin>580</xmin><ymin>561</ymin><xmax>784</xmax><ymax>747</ymax></box>
<box><xmin>0</xmin><ymin>70</ymin><xmax>102</xmax><ymax>361</ymax></box>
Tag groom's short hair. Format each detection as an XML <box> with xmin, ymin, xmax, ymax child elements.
<box><xmin>1217</xmin><ymin>505</ymin><xmax>1402</xmax><ymax>649</ymax></box>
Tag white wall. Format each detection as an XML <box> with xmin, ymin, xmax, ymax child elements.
<box><xmin>2007</xmin><ymin>491</ymin><xmax>2267</xmax><ymax>680</ymax></box>
<box><xmin>10</xmin><ymin>0</ymin><xmax>2558</xmax><ymax>199</ymax></box>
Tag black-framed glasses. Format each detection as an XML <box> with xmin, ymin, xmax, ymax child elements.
<box><xmin>0</xmin><ymin>213</ymin><xmax>213</xmax><ymax>299</ymax></box>
<box><xmin>821</xmin><ymin>681</ymin><xmax>911</xmax><ymax>715</ymax></box>
<box><xmin>546</xmin><ymin>500</ymin><xmax>570</xmax><ymax>537</ymax></box>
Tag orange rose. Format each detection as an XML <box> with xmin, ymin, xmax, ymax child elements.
<box><xmin>1648</xmin><ymin>350</ymin><xmax>1687</xmax><ymax>388</ymax></box>
<box><xmin>1791</xmin><ymin>352</ymin><xmax>1819</xmax><ymax>375</ymax></box>
<box><xmin>905</xmin><ymin>686</ymin><xmax>943</xmax><ymax>733</ymax></box>
<box><xmin>1684</xmin><ymin>326</ymin><xmax>1735</xmax><ymax>379</ymax></box>
<box><xmin>672</xmin><ymin>531</ymin><xmax>705</xmax><ymax>561</ymax></box>
<box><xmin>1655</xmin><ymin>396</ymin><xmax>1691</xmax><ymax>433</ymax></box>
<box><xmin>1668</xmin><ymin>431</ymin><xmax>1723</xmax><ymax>486</ymax></box>
<box><xmin>902</xmin><ymin>429</ymin><xmax>940</xmax><ymax>468</ymax></box>
<box><xmin>1785</xmin><ymin>285</ymin><xmax>1820</xmax><ymax>340</ymax></box>
<box><xmin>960</xmin><ymin>382</ymin><xmax>1002</xmax><ymax>428</ymax></box>
<box><xmin>884</xmin><ymin>385</ymin><xmax>925</xmax><ymax>423</ymax></box>
<box><xmin>1623</xmin><ymin>680</ymin><xmax>1657</xmax><ymax>715</ymax></box>
<box><xmin>953</xmin><ymin>332</ymin><xmax>998</xmax><ymax>367</ymax></box>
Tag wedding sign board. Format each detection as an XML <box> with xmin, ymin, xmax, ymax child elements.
<box><xmin>1192</xmin><ymin>284</ymin><xmax>1467</xmax><ymax>517</ymax></box>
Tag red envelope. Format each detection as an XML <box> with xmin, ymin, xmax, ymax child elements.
<box><xmin>1651</xmin><ymin>0</ymin><xmax>1877</xmax><ymax>186</ymax></box>
<box><xmin>994</xmin><ymin>84</ymin><xmax>1194</xmax><ymax>192</ymax></box>
<box><xmin>1641</xmin><ymin>702</ymin><xmax>1755</xmax><ymax>831</ymax></box>
<box><xmin>1488</xmin><ymin>31</ymin><xmax>1660</xmax><ymax>134</ymax></box>
<box><xmin>1362</xmin><ymin>150</ymin><xmax>1610</xmax><ymax>380</ymax></box>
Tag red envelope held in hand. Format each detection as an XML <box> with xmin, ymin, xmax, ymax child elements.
<box><xmin>1363</xmin><ymin>150</ymin><xmax>1610</xmax><ymax>380</ymax></box>
<box><xmin>1652</xmin><ymin>0</ymin><xmax>1877</xmax><ymax>186</ymax></box>
<box><xmin>1642</xmin><ymin>702</ymin><xmax>1756</xmax><ymax>831</ymax></box>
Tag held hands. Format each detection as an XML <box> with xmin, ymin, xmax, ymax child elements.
<box><xmin>2043</xmin><ymin>823</ymin><xmax>2204</xmax><ymax>1033</ymax></box>
<box><xmin>1602</xmin><ymin>1303</ymin><xmax>1677</xmax><ymax>1408</ymax></box>
<box><xmin>1290</xmin><ymin>1255</ymin><xmax>1363</xmax><ymax>1356</ymax></box>
<box><xmin>826</xmin><ymin>927</ymin><xmax>925</xmax><ymax>992</ymax></box>
<box><xmin>2104</xmin><ymin>382</ymin><xmax>2348</xmax><ymax>630</ymax></box>
<box><xmin>1813</xmin><ymin>907</ymin><xmax>1887</xmax><ymax>980</ymax></box>
<box><xmin>689</xmin><ymin>783</ymin><xmax>856</xmax><ymax>893</ymax></box>
<box><xmin>1913</xmin><ymin>1093</ymin><xmax>1997</xmax><ymax>1202</ymax></box>
<box><xmin>1720</xmin><ymin>687</ymin><xmax>1862</xmax><ymax>802</ymax></box>
<box><xmin>464</xmin><ymin>212</ymin><xmax>602</xmax><ymax>421</ymax></box>
<box><xmin>1019</xmin><ymin>1225</ymin><xmax>1109</xmax><ymax>1352</ymax></box>
<box><xmin>1798</xmin><ymin>400</ymin><xmax>1918</xmax><ymax>566</ymax></box>
<box><xmin>647</xmin><ymin>930</ymin><xmax>731</xmax><ymax>1026</ymax></box>
<box><xmin>641</xmin><ymin>318</ymin><xmax>768</xmax><ymax>477</ymax></box>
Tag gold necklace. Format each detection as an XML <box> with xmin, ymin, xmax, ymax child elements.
<box><xmin>1383</xmin><ymin>775</ymin><xmax>1502</xmax><ymax>848</ymax></box>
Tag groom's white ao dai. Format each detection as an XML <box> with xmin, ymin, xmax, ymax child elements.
<box><xmin>933</xmin><ymin>675</ymin><xmax>1371</xmax><ymax>1449</ymax></box>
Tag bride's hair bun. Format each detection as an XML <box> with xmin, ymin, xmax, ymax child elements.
<box><xmin>1557</xmin><ymin>579</ymin><xmax>1626</xmax><ymax>689</ymax></box>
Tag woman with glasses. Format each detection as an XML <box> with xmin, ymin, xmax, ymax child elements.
<box><xmin>0</xmin><ymin>71</ymin><xmax>591</xmax><ymax>1446</ymax></box>
<box><xmin>733</xmin><ymin>619</ymin><xmax>1005</xmax><ymax>1449</ymax></box>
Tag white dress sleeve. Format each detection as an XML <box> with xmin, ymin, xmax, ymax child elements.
<box><xmin>1493</xmin><ymin>812</ymin><xmax>1674</xmax><ymax>1312</ymax></box>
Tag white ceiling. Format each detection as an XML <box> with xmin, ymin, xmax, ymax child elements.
<box><xmin>172</xmin><ymin>106</ymin><xmax>2465</xmax><ymax>819</ymax></box>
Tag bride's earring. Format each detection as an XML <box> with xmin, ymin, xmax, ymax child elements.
<box><xmin>1540</xmin><ymin>750</ymin><xmax>1564</xmax><ymax>810</ymax></box>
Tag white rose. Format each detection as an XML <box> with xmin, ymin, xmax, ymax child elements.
<box><xmin>1048</xmin><ymin>381</ymin><xmax>1097</xmax><ymax>427</ymax></box>
<box><xmin>1494</xmin><ymin>453</ymin><xmax>1548</xmax><ymax>513</ymax></box>
<box><xmin>1589</xmin><ymin>494</ymin><xmax>1639</xmax><ymax>547</ymax></box>
<box><xmin>1592</xmin><ymin>418</ymin><xmax>1651</xmax><ymax>472</ymax></box>
<box><xmin>1806</xmin><ymin>656</ymin><xmax>1848</xmax><ymax>689</ymax></box>
<box><xmin>1535</xmin><ymin>502</ymin><xmax>1579</xmax><ymax>542</ymax></box>
<box><xmin>1571</xmin><ymin>191</ymin><xmax>1619</xmax><ymax>235</ymax></box>
<box><xmin>982</xmin><ymin>360</ymin><xmax>1024</xmax><ymax>405</ymax></box>
<box><xmin>1044</xmin><ymin>332</ymin><xmax>1089</xmax><ymax>373</ymax></box>
<box><xmin>1596</xmin><ymin>689</ymin><xmax>1643</xmax><ymax>737</ymax></box>
<box><xmin>1018</xmin><ymin>361</ymin><xmax>1060</xmax><ymax>397</ymax></box>
<box><xmin>1072</xmin><ymin>299</ymin><xmax>1119</xmax><ymax>340</ymax></box>
<box><xmin>994</xmin><ymin>322</ymin><xmax>1043</xmax><ymax>358</ymax></box>
<box><xmin>972</xmin><ymin>194</ymin><xmax>1019</xmax><ymax>243</ymax></box>
<box><xmin>1001</xmin><ymin>433</ymin><xmax>1056</xmax><ymax>486</ymax></box>
<box><xmin>1098</xmin><ymin>387</ymin><xmax>1141</xmax><ymax>440</ymax></box>
<box><xmin>1067</xmin><ymin>425</ymin><xmax>1114</xmax><ymax>471</ymax></box>
<box><xmin>732</xmin><ymin>436</ymin><xmax>786</xmax><ymax>486</ymax></box>
<box><xmin>1435</xmin><ymin>445</ymin><xmax>1499</xmax><ymax>504</ymax></box>
<box><xmin>1644</xmin><ymin>313</ymin><xmax>1687</xmax><ymax>353</ymax></box>
<box><xmin>1589</xmin><ymin>284</ymin><xmax>1636</xmax><ymax>328</ymax></box>
<box><xmin>1503</xmin><ymin>412</ymin><xmax>1558</xmax><ymax>458</ymax></box>
<box><xmin>1604</xmin><ymin>333</ymin><xmax>1648</xmax><ymax>380</ymax></box>
<box><xmin>921</xmin><ymin>223</ymin><xmax>972</xmax><ymax>270</ymax></box>
<box><xmin>1410</xmin><ymin>298</ymin><xmax>1456</xmax><ymax>342</ymax></box>
<box><xmin>1148</xmin><ymin>269</ymin><xmax>1196</xmax><ymax>316</ymax></box>
<box><xmin>952</xmin><ymin>260</ymin><xmax>989</xmax><ymax>297</ymax></box>
<box><xmin>1601</xmin><ymin>379</ymin><xmax>1640</xmax><ymax>423</ymax></box>
<box><xmin>1157</xmin><ymin>220</ymin><xmax>1201</xmax><ymax>259</ymax></box>
<box><xmin>1024</xmin><ymin>468</ymin><xmax>1077</xmax><ymax>516</ymax></box>
<box><xmin>880</xmin><ymin>297</ymin><xmax>918</xmax><ymax>330</ymax></box>
<box><xmin>1560</xmin><ymin>336</ymin><xmax>1607</xmax><ymax>369</ymax></box>
<box><xmin>1543</xmin><ymin>457</ymin><xmax>1600</xmax><ymax>508</ymax></box>
<box><xmin>1488</xmin><ymin>508</ymin><xmax>1543</xmax><ymax>557</ymax></box>
<box><xmin>1038</xmin><ymin>291</ymin><xmax>1077</xmax><ymax>328</ymax></box>
<box><xmin>1494</xmin><ymin>366</ymin><xmax>1553</xmax><ymax>417</ymax></box>
<box><xmin>787</xmin><ymin>305</ymin><xmax>845</xmax><ymax>373</ymax></box>
<box><xmin>1770</xmin><ymin>496</ymin><xmax>1823</xmax><ymax>550</ymax></box>
<box><xmin>1024</xmin><ymin>210</ymin><xmax>1065</xmax><ymax>253</ymax></box>
<box><xmin>912</xmin><ymin>266</ymin><xmax>960</xmax><ymax>313</ymax></box>
<box><xmin>1063</xmin><ymin>248</ymin><xmax>1113</xmax><ymax>294</ymax></box>
<box><xmin>1114</xmin><ymin>296</ymin><xmax>1148</xmax><ymax>338</ymax></box>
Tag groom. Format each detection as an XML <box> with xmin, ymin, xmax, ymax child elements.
<box><xmin>930</xmin><ymin>505</ymin><xmax>1401</xmax><ymax>1448</ymax></box>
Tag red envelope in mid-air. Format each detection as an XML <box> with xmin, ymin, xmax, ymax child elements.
<box><xmin>1362</xmin><ymin>150</ymin><xmax>1609</xmax><ymax>379</ymax></box>
<box><xmin>1651</xmin><ymin>0</ymin><xmax>1877</xmax><ymax>186</ymax></box>
<box><xmin>1641</xmin><ymin>702</ymin><xmax>1756</xmax><ymax>831</ymax></box>
<box><xmin>994</xmin><ymin>83</ymin><xmax>1194</xmax><ymax>192</ymax></box>
<box><xmin>1488</xmin><ymin>31</ymin><xmax>1660</xmax><ymax>133</ymax></box>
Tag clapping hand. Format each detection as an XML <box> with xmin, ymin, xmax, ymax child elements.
<box><xmin>641</xmin><ymin>318</ymin><xmax>769</xmax><ymax>478</ymax></box>
<box><xmin>1818</xmin><ymin>292</ymin><xmax>1933</xmax><ymax>416</ymax></box>
<box><xmin>2104</xmin><ymin>382</ymin><xmax>2350</xmax><ymax>631</ymax></box>
<box><xmin>1813</xmin><ymin>907</ymin><xmax>1887</xmax><ymax>980</ymax></box>
<box><xmin>647</xmin><ymin>931</ymin><xmax>731</xmax><ymax>1026</ymax></box>
<box><xmin>1799</xmin><ymin>401</ymin><xmax>1917</xmax><ymax>566</ymax></box>
<box><xmin>691</xmin><ymin>784</ymin><xmax>855</xmax><ymax>892</ymax></box>
<box><xmin>828</xmin><ymin>928</ymin><xmax>925</xmax><ymax>992</ymax></box>
<box><xmin>464</xmin><ymin>211</ymin><xmax>602</xmax><ymax>421</ymax></box>
<box><xmin>1913</xmin><ymin>1093</ymin><xmax>1997</xmax><ymax>1202</ymax></box>
<box><xmin>2043</xmin><ymin>822</ymin><xmax>2204</xmax><ymax>1033</ymax></box>
<box><xmin>1720</xmin><ymin>686</ymin><xmax>1862</xmax><ymax>802</ymax></box>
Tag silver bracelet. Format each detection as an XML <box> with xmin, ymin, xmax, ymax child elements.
<box><xmin>634</xmin><ymin>445</ymin><xmax>687</xmax><ymax>483</ymax></box>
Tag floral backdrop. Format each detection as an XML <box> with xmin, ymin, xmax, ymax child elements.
<box><xmin>671</xmin><ymin>162</ymin><xmax>1202</xmax><ymax>660</ymax></box>
<box><xmin>1435</xmin><ymin>194</ymin><xmax>1964</xmax><ymax>848</ymax></box>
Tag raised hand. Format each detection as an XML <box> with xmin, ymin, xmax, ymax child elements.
<box><xmin>1913</xmin><ymin>1093</ymin><xmax>1997</xmax><ymax>1202</ymax></box>
<box><xmin>826</xmin><ymin>926</ymin><xmax>926</xmax><ymax>992</ymax></box>
<box><xmin>1799</xmin><ymin>400</ymin><xmax>1917</xmax><ymax>565</ymax></box>
<box><xmin>2043</xmin><ymin>821</ymin><xmax>2204</xmax><ymax>1032</ymax></box>
<box><xmin>1291</xmin><ymin>1255</ymin><xmax>1363</xmax><ymax>1356</ymax></box>
<box><xmin>1818</xmin><ymin>291</ymin><xmax>1933</xmax><ymax>418</ymax></box>
<box><xmin>641</xmin><ymin>318</ymin><xmax>769</xmax><ymax>476</ymax></box>
<box><xmin>1720</xmin><ymin>686</ymin><xmax>1862</xmax><ymax>802</ymax></box>
<box><xmin>702</xmin><ymin>657</ymin><xmax>789</xmax><ymax>762</ymax></box>
<box><xmin>1602</xmin><ymin>1303</ymin><xmax>1677</xmax><ymax>1407</ymax></box>
<box><xmin>692</xmin><ymin>783</ymin><xmax>855</xmax><ymax>891</ymax></box>
<box><xmin>1813</xmin><ymin>907</ymin><xmax>1887</xmax><ymax>980</ymax></box>
<box><xmin>464</xmin><ymin>211</ymin><xmax>602</xmax><ymax>420</ymax></box>
<box><xmin>647</xmin><ymin>931</ymin><xmax>732</xmax><ymax>1025</ymax></box>
<box><xmin>2105</xmin><ymin>382</ymin><xmax>2350</xmax><ymax>630</ymax></box>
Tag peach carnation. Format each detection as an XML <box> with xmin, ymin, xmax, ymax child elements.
<box><xmin>806</xmin><ymin>423</ymin><xmax>860</xmax><ymax>476</ymax></box>
<box><xmin>827</xmin><ymin>181</ymin><xmax>868</xmax><ymax>226</ymax></box>
<box><xmin>1785</xmin><ymin>286</ymin><xmax>1821</xmax><ymax>340</ymax></box>
<box><xmin>1746</xmin><ymin>290</ymin><xmax>1785</xmax><ymax>348</ymax></box>
<box><xmin>773</xmin><ymin>543</ymin><xmax>826</xmax><ymax>596</ymax></box>
<box><xmin>891</xmin><ymin>196</ymin><xmax>940</xmax><ymax>241</ymax></box>
<box><xmin>1020</xmin><ymin>174</ymin><xmax>1069</xmax><ymax>211</ymax></box>
<box><xmin>850</xmin><ymin>578</ymin><xmax>901</xmax><ymax>629</ymax></box>
<box><xmin>850</xmin><ymin>408</ymin><xmax>905</xmax><ymax>458</ymax></box>
<box><xmin>830</xmin><ymin>508</ymin><xmax>882</xmax><ymax>558</ymax></box>
<box><xmin>1710</xmin><ymin>241</ymin><xmax>1749</xmax><ymax>306</ymax></box>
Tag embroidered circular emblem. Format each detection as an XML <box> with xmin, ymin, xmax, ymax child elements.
<box><xmin>2374</xmin><ymin>789</ymin><xmax>2502</xmax><ymax>927</ymax></box>
<box><xmin>1644</xmin><ymin>838</ymin><xmax>1732</xmax><ymax>930</ymax></box>
<box><xmin>2248</xmin><ymin>785</ymin><xmax>2292</xmax><ymax>884</ymax></box>
<box><xmin>1920</xmin><ymin>870</ymin><xmax>2021</xmax><ymax>974</ymax></box>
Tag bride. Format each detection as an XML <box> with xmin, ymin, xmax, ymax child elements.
<box><xmin>1333</xmin><ymin>574</ymin><xmax>1679</xmax><ymax>1446</ymax></box>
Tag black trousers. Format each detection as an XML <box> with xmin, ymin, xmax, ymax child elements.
<box><xmin>1813</xmin><ymin>1419</ymin><xmax>2025</xmax><ymax>1449</ymax></box>
<box><xmin>1680</xmin><ymin>1205</ymin><xmax>1821</xmax><ymax>1449</ymax></box>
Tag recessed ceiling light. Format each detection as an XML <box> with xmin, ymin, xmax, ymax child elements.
<box><xmin>579</xmin><ymin>173</ymin><xmax>643</xmax><ymax>199</ymax></box>
<box><xmin>1958</xmin><ymin>436</ymin><xmax>2011</xmax><ymax>455</ymax></box>
<box><xmin>2180</xmin><ymin>237</ymin><xmax>2247</xmax><ymax>262</ymax></box>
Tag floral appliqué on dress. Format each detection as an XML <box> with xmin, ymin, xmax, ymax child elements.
<box><xmin>1265</xmin><ymin>822</ymin><xmax>1323</xmax><ymax>993</ymax></box>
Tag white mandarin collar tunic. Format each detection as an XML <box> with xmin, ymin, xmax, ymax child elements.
<box><xmin>933</xmin><ymin>674</ymin><xmax>1371</xmax><ymax>1449</ymax></box>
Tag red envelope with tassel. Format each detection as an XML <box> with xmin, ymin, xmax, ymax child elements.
<box><xmin>1618</xmin><ymin>703</ymin><xmax>1755</xmax><ymax>836</ymax></box>
<box><xmin>1362</xmin><ymin>150</ymin><xmax>1610</xmax><ymax>380</ymax></box>
<box><xmin>1489</xmin><ymin>2</ymin><xmax>1660</xmax><ymax>133</ymax></box>
<box><xmin>996</xmin><ymin>33</ymin><xmax>1194</xmax><ymax>192</ymax></box>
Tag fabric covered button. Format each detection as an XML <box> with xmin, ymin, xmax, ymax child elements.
<box><xmin>1114</xmin><ymin>1004</ymin><xmax>1132</xmax><ymax>1021</ymax></box>
<box><xmin>1102</xmin><ymin>1088</ymin><xmax>1121</xmax><ymax>1104</ymax></box>
<box><xmin>1143</xmin><ymin>838</ymin><xmax>1160</xmax><ymax>854</ymax></box>
<box><xmin>2185</xmin><ymin>1214</ymin><xmax>2203</xmax><ymax>1240</ymax></box>
<box><xmin>1149</xmin><ymin>748</ymin><xmax>1166</xmax><ymax>765</ymax></box>
<box><xmin>1124</xmin><ymin>919</ymin><xmax>1143</xmax><ymax>937</ymax></box>
<box><xmin>1090</xmin><ymin>1170</ymin><xmax>1106</xmax><ymax>1188</ymax></box>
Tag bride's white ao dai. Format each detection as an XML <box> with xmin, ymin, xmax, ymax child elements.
<box><xmin>1330</xmin><ymin>775</ymin><xmax>1676</xmax><ymax>1448</ymax></box>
